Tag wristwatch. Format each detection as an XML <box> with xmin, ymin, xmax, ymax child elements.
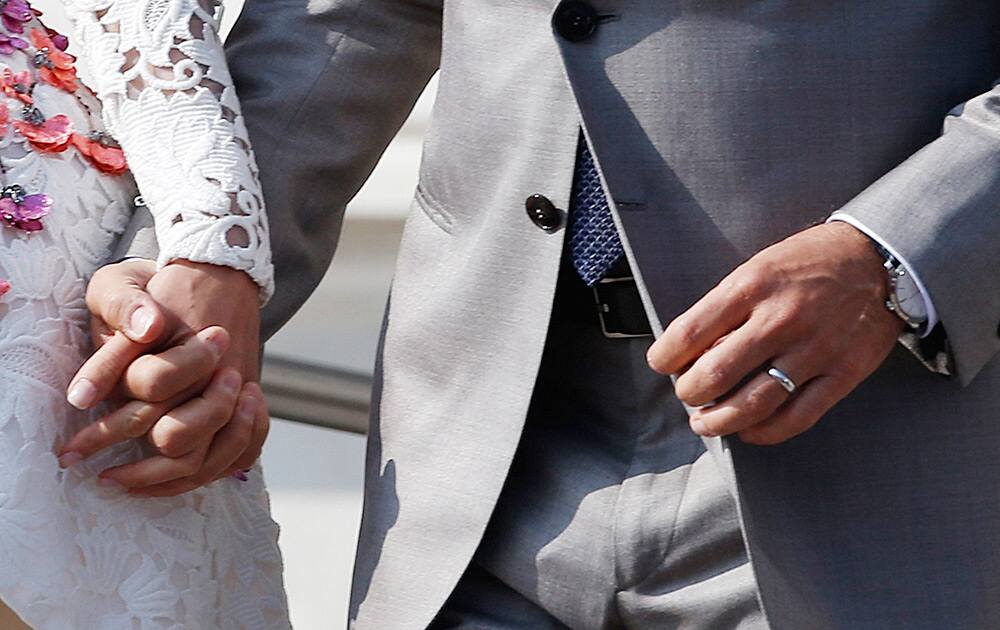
<box><xmin>871</xmin><ymin>241</ymin><xmax>928</xmax><ymax>332</ymax></box>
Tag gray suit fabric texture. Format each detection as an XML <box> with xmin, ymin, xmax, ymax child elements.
<box><xmin>429</xmin><ymin>263</ymin><xmax>765</xmax><ymax>629</ymax></box>
<box><xmin>117</xmin><ymin>1</ymin><xmax>1000</xmax><ymax>628</ymax></box>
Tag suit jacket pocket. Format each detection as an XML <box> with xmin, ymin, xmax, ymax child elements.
<box><xmin>414</xmin><ymin>184</ymin><xmax>454</xmax><ymax>234</ymax></box>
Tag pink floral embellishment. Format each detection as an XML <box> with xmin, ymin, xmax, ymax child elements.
<box><xmin>0</xmin><ymin>32</ymin><xmax>27</xmax><ymax>55</ymax></box>
<box><xmin>14</xmin><ymin>107</ymin><xmax>74</xmax><ymax>152</ymax></box>
<box><xmin>2</xmin><ymin>68</ymin><xmax>33</xmax><ymax>104</ymax></box>
<box><xmin>0</xmin><ymin>279</ymin><xmax>10</xmax><ymax>297</ymax></box>
<box><xmin>71</xmin><ymin>131</ymin><xmax>128</xmax><ymax>175</ymax></box>
<box><xmin>30</xmin><ymin>29</ymin><xmax>77</xmax><ymax>92</ymax></box>
<box><xmin>0</xmin><ymin>101</ymin><xmax>8</xmax><ymax>137</ymax></box>
<box><xmin>0</xmin><ymin>184</ymin><xmax>51</xmax><ymax>232</ymax></box>
<box><xmin>0</xmin><ymin>0</ymin><xmax>32</xmax><ymax>34</ymax></box>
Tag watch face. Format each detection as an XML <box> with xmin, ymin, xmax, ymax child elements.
<box><xmin>893</xmin><ymin>272</ymin><xmax>927</xmax><ymax>320</ymax></box>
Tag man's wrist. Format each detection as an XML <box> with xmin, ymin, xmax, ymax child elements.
<box><xmin>826</xmin><ymin>213</ymin><xmax>938</xmax><ymax>337</ymax></box>
<box><xmin>164</xmin><ymin>260</ymin><xmax>260</xmax><ymax>299</ymax></box>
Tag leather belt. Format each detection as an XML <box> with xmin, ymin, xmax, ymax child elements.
<box><xmin>592</xmin><ymin>259</ymin><xmax>654</xmax><ymax>339</ymax></box>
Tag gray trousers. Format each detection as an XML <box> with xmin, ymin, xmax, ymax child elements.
<box><xmin>430</xmin><ymin>265</ymin><xmax>766</xmax><ymax>629</ymax></box>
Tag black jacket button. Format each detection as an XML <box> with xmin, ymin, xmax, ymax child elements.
<box><xmin>553</xmin><ymin>1</ymin><xmax>599</xmax><ymax>43</ymax></box>
<box><xmin>526</xmin><ymin>195</ymin><xmax>563</xmax><ymax>231</ymax></box>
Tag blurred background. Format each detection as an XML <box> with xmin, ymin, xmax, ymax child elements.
<box><xmin>38</xmin><ymin>1</ymin><xmax>432</xmax><ymax>625</ymax></box>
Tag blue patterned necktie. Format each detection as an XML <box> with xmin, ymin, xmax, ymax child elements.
<box><xmin>568</xmin><ymin>139</ymin><xmax>624</xmax><ymax>285</ymax></box>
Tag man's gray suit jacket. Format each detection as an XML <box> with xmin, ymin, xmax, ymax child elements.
<box><xmin>124</xmin><ymin>1</ymin><xmax>1000</xmax><ymax>628</ymax></box>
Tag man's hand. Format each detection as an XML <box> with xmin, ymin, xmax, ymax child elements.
<box><xmin>61</xmin><ymin>259</ymin><xmax>270</xmax><ymax>495</ymax></box>
<box><xmin>647</xmin><ymin>222</ymin><xmax>905</xmax><ymax>445</ymax></box>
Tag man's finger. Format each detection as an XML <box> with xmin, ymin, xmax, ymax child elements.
<box><xmin>146</xmin><ymin>368</ymin><xmax>243</xmax><ymax>458</ymax></box>
<box><xmin>133</xmin><ymin>392</ymin><xmax>258</xmax><ymax>497</ymax></box>
<box><xmin>648</xmin><ymin>270</ymin><xmax>761</xmax><ymax>375</ymax></box>
<box><xmin>737</xmin><ymin>375</ymin><xmax>849</xmax><ymax>445</ymax></box>
<box><xmin>86</xmin><ymin>259</ymin><xmax>164</xmax><ymax>343</ymax></box>
<box><xmin>67</xmin><ymin>332</ymin><xmax>146</xmax><ymax>410</ymax></box>
<box><xmin>230</xmin><ymin>382</ymin><xmax>270</xmax><ymax>472</ymax></box>
<box><xmin>99</xmin><ymin>445</ymin><xmax>210</xmax><ymax>490</ymax></box>
<box><xmin>687</xmin><ymin>354</ymin><xmax>816</xmax><ymax>437</ymax></box>
<box><xmin>673</xmin><ymin>314</ymin><xmax>787</xmax><ymax>407</ymax></box>
<box><xmin>59</xmin><ymin>398</ymin><xmax>170</xmax><ymax>465</ymax></box>
<box><xmin>120</xmin><ymin>327</ymin><xmax>230</xmax><ymax>402</ymax></box>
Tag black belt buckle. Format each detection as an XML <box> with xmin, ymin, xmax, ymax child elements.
<box><xmin>592</xmin><ymin>274</ymin><xmax>654</xmax><ymax>339</ymax></box>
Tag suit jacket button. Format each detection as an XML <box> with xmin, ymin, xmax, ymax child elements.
<box><xmin>526</xmin><ymin>194</ymin><xmax>563</xmax><ymax>231</ymax></box>
<box><xmin>553</xmin><ymin>1</ymin><xmax>599</xmax><ymax>42</ymax></box>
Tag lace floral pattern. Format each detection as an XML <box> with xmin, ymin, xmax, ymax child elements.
<box><xmin>0</xmin><ymin>2</ymin><xmax>289</xmax><ymax>628</ymax></box>
<box><xmin>64</xmin><ymin>0</ymin><xmax>274</xmax><ymax>301</ymax></box>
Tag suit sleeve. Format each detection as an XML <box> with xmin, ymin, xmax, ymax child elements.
<box><xmin>835</xmin><ymin>82</ymin><xmax>1000</xmax><ymax>386</ymax></box>
<box><xmin>231</xmin><ymin>0</ymin><xmax>442</xmax><ymax>340</ymax></box>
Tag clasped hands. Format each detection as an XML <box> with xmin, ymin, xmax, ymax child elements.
<box><xmin>58</xmin><ymin>259</ymin><xmax>269</xmax><ymax>497</ymax></box>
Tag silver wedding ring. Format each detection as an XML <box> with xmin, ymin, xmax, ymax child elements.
<box><xmin>766</xmin><ymin>366</ymin><xmax>797</xmax><ymax>394</ymax></box>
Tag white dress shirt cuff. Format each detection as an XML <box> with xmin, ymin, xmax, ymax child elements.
<box><xmin>826</xmin><ymin>213</ymin><xmax>938</xmax><ymax>337</ymax></box>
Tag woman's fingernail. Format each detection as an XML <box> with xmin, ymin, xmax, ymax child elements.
<box><xmin>221</xmin><ymin>371</ymin><xmax>241</xmax><ymax>395</ymax></box>
<box><xmin>58</xmin><ymin>451</ymin><xmax>83</xmax><ymax>468</ymax></box>
<box><xmin>67</xmin><ymin>379</ymin><xmax>98</xmax><ymax>410</ymax></box>
<box><xmin>691</xmin><ymin>419</ymin><xmax>709</xmax><ymax>436</ymax></box>
<box><xmin>129</xmin><ymin>306</ymin><xmax>154</xmax><ymax>338</ymax></box>
<box><xmin>98</xmin><ymin>477</ymin><xmax>126</xmax><ymax>491</ymax></box>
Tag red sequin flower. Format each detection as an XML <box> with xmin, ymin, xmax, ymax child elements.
<box><xmin>14</xmin><ymin>107</ymin><xmax>74</xmax><ymax>152</ymax></box>
<box><xmin>2</xmin><ymin>68</ymin><xmax>33</xmax><ymax>104</ymax></box>
<box><xmin>72</xmin><ymin>131</ymin><xmax>128</xmax><ymax>175</ymax></box>
<box><xmin>0</xmin><ymin>279</ymin><xmax>10</xmax><ymax>297</ymax></box>
<box><xmin>30</xmin><ymin>29</ymin><xmax>77</xmax><ymax>92</ymax></box>
<box><xmin>0</xmin><ymin>184</ymin><xmax>51</xmax><ymax>232</ymax></box>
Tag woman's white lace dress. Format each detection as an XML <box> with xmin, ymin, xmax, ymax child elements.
<box><xmin>0</xmin><ymin>0</ymin><xmax>289</xmax><ymax>625</ymax></box>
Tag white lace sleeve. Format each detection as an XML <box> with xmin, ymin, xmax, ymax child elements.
<box><xmin>64</xmin><ymin>0</ymin><xmax>274</xmax><ymax>302</ymax></box>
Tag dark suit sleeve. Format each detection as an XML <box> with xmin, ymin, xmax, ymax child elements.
<box><xmin>226</xmin><ymin>0</ymin><xmax>442</xmax><ymax>340</ymax></box>
<box><xmin>113</xmin><ymin>205</ymin><xmax>158</xmax><ymax>262</ymax></box>
<box><xmin>836</xmin><ymin>82</ymin><xmax>1000</xmax><ymax>385</ymax></box>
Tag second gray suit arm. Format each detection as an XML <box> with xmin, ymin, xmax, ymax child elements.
<box><xmin>117</xmin><ymin>0</ymin><xmax>444</xmax><ymax>341</ymax></box>
<box><xmin>834</xmin><ymin>80</ymin><xmax>1000</xmax><ymax>386</ymax></box>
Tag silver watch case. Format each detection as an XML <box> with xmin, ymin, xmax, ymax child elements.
<box><xmin>882</xmin><ymin>259</ymin><xmax>927</xmax><ymax>331</ymax></box>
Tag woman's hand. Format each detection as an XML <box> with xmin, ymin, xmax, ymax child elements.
<box><xmin>61</xmin><ymin>259</ymin><xmax>271</xmax><ymax>496</ymax></box>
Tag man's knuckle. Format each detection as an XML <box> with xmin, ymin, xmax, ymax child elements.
<box><xmin>123</xmin><ymin>409</ymin><xmax>150</xmax><ymax>438</ymax></box>
<box><xmin>744</xmin><ymin>386</ymin><xmax>773</xmax><ymax>416</ymax></box>
<box><xmin>131</xmin><ymin>378</ymin><xmax>162</xmax><ymax>402</ymax></box>
<box><xmin>673</xmin><ymin>377</ymin><xmax>697</xmax><ymax>404</ymax></box>
<box><xmin>807</xmin><ymin>335</ymin><xmax>840</xmax><ymax>362</ymax></box>
<box><xmin>699</xmin><ymin>414</ymin><xmax>732</xmax><ymax>436</ymax></box>
<box><xmin>158</xmin><ymin>434</ymin><xmax>192</xmax><ymax>458</ymax></box>
<box><xmin>699</xmin><ymin>360</ymin><xmax>732</xmax><ymax>395</ymax></box>
<box><xmin>234</xmin><ymin>419</ymin><xmax>254</xmax><ymax>445</ymax></box>
<box><xmin>728</xmin><ymin>270</ymin><xmax>767</xmax><ymax>303</ymax></box>
<box><xmin>207</xmin><ymin>401</ymin><xmax>234</xmax><ymax>428</ymax></box>
<box><xmin>670</xmin><ymin>320</ymin><xmax>700</xmax><ymax>349</ymax></box>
